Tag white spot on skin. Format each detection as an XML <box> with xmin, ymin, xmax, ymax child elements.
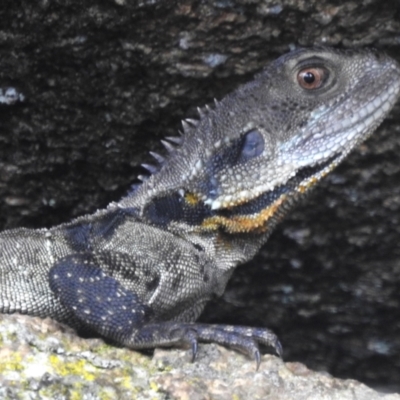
<box><xmin>211</xmin><ymin>200</ymin><xmax>221</xmax><ymax>210</ymax></box>
<box><xmin>45</xmin><ymin>238</ymin><xmax>54</xmax><ymax>265</ymax></box>
<box><xmin>224</xmin><ymin>195</ymin><xmax>232</xmax><ymax>203</ymax></box>
<box><xmin>242</xmin><ymin>122</ymin><xmax>255</xmax><ymax>132</ymax></box>
<box><xmin>195</xmin><ymin>160</ymin><xmax>203</xmax><ymax>171</ymax></box>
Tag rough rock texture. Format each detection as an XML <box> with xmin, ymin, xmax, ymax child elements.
<box><xmin>1</xmin><ymin>0</ymin><xmax>400</xmax><ymax>395</ymax></box>
<box><xmin>0</xmin><ymin>313</ymin><xmax>398</xmax><ymax>400</ymax></box>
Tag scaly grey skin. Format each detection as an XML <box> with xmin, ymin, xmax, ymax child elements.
<box><xmin>0</xmin><ymin>47</ymin><xmax>399</xmax><ymax>368</ymax></box>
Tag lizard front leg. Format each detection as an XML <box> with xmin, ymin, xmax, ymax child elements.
<box><xmin>49</xmin><ymin>253</ymin><xmax>281</xmax><ymax>368</ymax></box>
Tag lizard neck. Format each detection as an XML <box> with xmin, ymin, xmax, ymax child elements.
<box><xmin>115</xmin><ymin>170</ymin><xmax>306</xmax><ymax>273</ymax></box>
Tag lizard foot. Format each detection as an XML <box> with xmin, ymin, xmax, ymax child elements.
<box><xmin>126</xmin><ymin>322</ymin><xmax>282</xmax><ymax>370</ymax></box>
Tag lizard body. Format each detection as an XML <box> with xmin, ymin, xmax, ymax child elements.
<box><xmin>1</xmin><ymin>47</ymin><xmax>399</xmax><ymax>366</ymax></box>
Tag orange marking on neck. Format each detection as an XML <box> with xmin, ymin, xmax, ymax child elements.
<box><xmin>297</xmin><ymin>176</ymin><xmax>318</xmax><ymax>193</ymax></box>
<box><xmin>200</xmin><ymin>195</ymin><xmax>287</xmax><ymax>234</ymax></box>
<box><xmin>297</xmin><ymin>162</ymin><xmax>337</xmax><ymax>193</ymax></box>
<box><xmin>185</xmin><ymin>192</ymin><xmax>200</xmax><ymax>205</ymax></box>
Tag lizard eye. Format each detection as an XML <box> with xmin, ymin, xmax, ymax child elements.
<box><xmin>297</xmin><ymin>67</ymin><xmax>328</xmax><ymax>90</ymax></box>
<box><xmin>240</xmin><ymin>129</ymin><xmax>264</xmax><ymax>162</ymax></box>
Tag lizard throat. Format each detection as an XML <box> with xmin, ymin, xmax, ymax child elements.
<box><xmin>143</xmin><ymin>154</ymin><xmax>341</xmax><ymax>234</ymax></box>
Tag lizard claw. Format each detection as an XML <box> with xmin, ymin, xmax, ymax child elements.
<box><xmin>274</xmin><ymin>338</ymin><xmax>283</xmax><ymax>358</ymax></box>
<box><xmin>180</xmin><ymin>328</ymin><xmax>198</xmax><ymax>362</ymax></box>
<box><xmin>254</xmin><ymin>349</ymin><xmax>261</xmax><ymax>371</ymax></box>
<box><xmin>190</xmin><ymin>338</ymin><xmax>198</xmax><ymax>362</ymax></box>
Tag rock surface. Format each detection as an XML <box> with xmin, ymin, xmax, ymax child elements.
<box><xmin>0</xmin><ymin>313</ymin><xmax>398</xmax><ymax>400</ymax></box>
<box><xmin>0</xmin><ymin>0</ymin><xmax>400</xmax><ymax>393</ymax></box>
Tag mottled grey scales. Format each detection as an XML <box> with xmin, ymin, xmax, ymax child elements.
<box><xmin>1</xmin><ymin>47</ymin><xmax>399</xmax><ymax>368</ymax></box>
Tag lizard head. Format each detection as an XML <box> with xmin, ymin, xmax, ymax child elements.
<box><xmin>131</xmin><ymin>47</ymin><xmax>400</xmax><ymax>234</ymax></box>
<box><xmin>187</xmin><ymin>47</ymin><xmax>400</xmax><ymax>207</ymax></box>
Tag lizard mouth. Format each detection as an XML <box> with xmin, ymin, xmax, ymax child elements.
<box><xmin>220</xmin><ymin>154</ymin><xmax>340</xmax><ymax>217</ymax></box>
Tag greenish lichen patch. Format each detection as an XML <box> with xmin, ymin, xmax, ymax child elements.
<box><xmin>0</xmin><ymin>353</ymin><xmax>24</xmax><ymax>375</ymax></box>
<box><xmin>49</xmin><ymin>354</ymin><xmax>97</xmax><ymax>381</ymax></box>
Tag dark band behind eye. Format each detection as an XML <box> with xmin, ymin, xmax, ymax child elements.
<box><xmin>240</xmin><ymin>129</ymin><xmax>264</xmax><ymax>162</ymax></box>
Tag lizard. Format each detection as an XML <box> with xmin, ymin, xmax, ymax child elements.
<box><xmin>0</xmin><ymin>47</ymin><xmax>399</xmax><ymax>368</ymax></box>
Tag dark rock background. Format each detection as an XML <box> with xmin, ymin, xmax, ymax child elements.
<box><xmin>1</xmin><ymin>0</ymin><xmax>400</xmax><ymax>391</ymax></box>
